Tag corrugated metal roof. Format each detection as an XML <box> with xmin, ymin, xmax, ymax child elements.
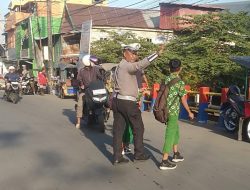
<box><xmin>61</xmin><ymin>4</ymin><xmax>160</xmax><ymax>34</ymax></box>
<box><xmin>160</xmin><ymin>3</ymin><xmax>224</xmax><ymax>10</ymax></box>
<box><xmin>211</xmin><ymin>1</ymin><xmax>250</xmax><ymax>14</ymax></box>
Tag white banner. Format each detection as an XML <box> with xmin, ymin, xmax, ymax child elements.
<box><xmin>80</xmin><ymin>20</ymin><xmax>92</xmax><ymax>55</ymax></box>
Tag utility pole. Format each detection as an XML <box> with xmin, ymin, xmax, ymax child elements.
<box><xmin>47</xmin><ymin>0</ymin><xmax>53</xmax><ymax>93</ymax></box>
<box><xmin>35</xmin><ymin>0</ymin><xmax>44</xmax><ymax>62</ymax></box>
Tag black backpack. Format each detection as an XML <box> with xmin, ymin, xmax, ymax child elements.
<box><xmin>153</xmin><ymin>78</ymin><xmax>181</xmax><ymax>124</ymax></box>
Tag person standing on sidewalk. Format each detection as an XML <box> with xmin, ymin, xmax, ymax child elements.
<box><xmin>37</xmin><ymin>67</ymin><xmax>48</xmax><ymax>96</ymax></box>
<box><xmin>159</xmin><ymin>59</ymin><xmax>194</xmax><ymax>170</ymax></box>
<box><xmin>112</xmin><ymin>43</ymin><xmax>164</xmax><ymax>165</ymax></box>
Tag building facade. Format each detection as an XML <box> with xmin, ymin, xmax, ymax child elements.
<box><xmin>4</xmin><ymin>1</ymin><xmax>224</xmax><ymax>74</ymax></box>
<box><xmin>60</xmin><ymin>3</ymin><xmax>173</xmax><ymax>65</ymax></box>
<box><xmin>4</xmin><ymin>0</ymin><xmax>108</xmax><ymax>70</ymax></box>
<box><xmin>159</xmin><ymin>3</ymin><xmax>223</xmax><ymax>30</ymax></box>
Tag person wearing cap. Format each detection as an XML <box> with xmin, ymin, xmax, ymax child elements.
<box><xmin>159</xmin><ymin>59</ymin><xmax>194</xmax><ymax>170</ymax></box>
<box><xmin>112</xmin><ymin>43</ymin><xmax>164</xmax><ymax>165</ymax></box>
<box><xmin>75</xmin><ymin>55</ymin><xmax>103</xmax><ymax>129</ymax></box>
<box><xmin>4</xmin><ymin>66</ymin><xmax>22</xmax><ymax>94</ymax></box>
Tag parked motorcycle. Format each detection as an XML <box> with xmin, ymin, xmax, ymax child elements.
<box><xmin>220</xmin><ymin>85</ymin><xmax>250</xmax><ymax>141</ymax></box>
<box><xmin>83</xmin><ymin>80</ymin><xmax>109</xmax><ymax>133</ymax></box>
<box><xmin>3</xmin><ymin>80</ymin><xmax>20</xmax><ymax>104</ymax></box>
<box><xmin>21</xmin><ymin>77</ymin><xmax>35</xmax><ymax>95</ymax></box>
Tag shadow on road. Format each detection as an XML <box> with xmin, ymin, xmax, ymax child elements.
<box><xmin>0</xmin><ymin>131</ymin><xmax>24</xmax><ymax>148</ymax></box>
<box><xmin>80</xmin><ymin>126</ymin><xmax>114</xmax><ymax>164</ymax></box>
<box><xmin>181</xmin><ymin>119</ymin><xmax>237</xmax><ymax>141</ymax></box>
<box><xmin>63</xmin><ymin>108</ymin><xmax>76</xmax><ymax>125</ymax></box>
<box><xmin>62</xmin><ymin>108</ymin><xmax>114</xmax><ymax>164</ymax></box>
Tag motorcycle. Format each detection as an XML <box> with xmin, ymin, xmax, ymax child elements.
<box><xmin>221</xmin><ymin>85</ymin><xmax>244</xmax><ymax>133</ymax></box>
<box><xmin>3</xmin><ymin>80</ymin><xmax>20</xmax><ymax>104</ymax></box>
<box><xmin>21</xmin><ymin>77</ymin><xmax>35</xmax><ymax>95</ymax></box>
<box><xmin>83</xmin><ymin>80</ymin><xmax>109</xmax><ymax>133</ymax></box>
<box><xmin>220</xmin><ymin>85</ymin><xmax>250</xmax><ymax>142</ymax></box>
<box><xmin>221</xmin><ymin>55</ymin><xmax>250</xmax><ymax>143</ymax></box>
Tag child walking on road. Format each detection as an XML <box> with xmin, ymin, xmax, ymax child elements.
<box><xmin>160</xmin><ymin>59</ymin><xmax>194</xmax><ymax>170</ymax></box>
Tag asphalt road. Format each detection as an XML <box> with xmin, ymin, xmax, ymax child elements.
<box><xmin>0</xmin><ymin>91</ymin><xmax>250</xmax><ymax>190</ymax></box>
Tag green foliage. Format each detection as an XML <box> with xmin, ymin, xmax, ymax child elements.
<box><xmin>166</xmin><ymin>11</ymin><xmax>250</xmax><ymax>90</ymax></box>
<box><xmin>91</xmin><ymin>31</ymin><xmax>166</xmax><ymax>84</ymax></box>
<box><xmin>91</xmin><ymin>12</ymin><xmax>250</xmax><ymax>90</ymax></box>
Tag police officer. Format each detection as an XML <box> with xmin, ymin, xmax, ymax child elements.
<box><xmin>112</xmin><ymin>43</ymin><xmax>164</xmax><ymax>165</ymax></box>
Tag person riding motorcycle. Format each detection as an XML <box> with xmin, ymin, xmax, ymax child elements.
<box><xmin>4</xmin><ymin>66</ymin><xmax>22</xmax><ymax>95</ymax></box>
<box><xmin>75</xmin><ymin>54</ymin><xmax>103</xmax><ymax>129</ymax></box>
<box><xmin>21</xmin><ymin>65</ymin><xmax>36</xmax><ymax>95</ymax></box>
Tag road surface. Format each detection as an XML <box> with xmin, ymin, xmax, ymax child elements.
<box><xmin>0</xmin><ymin>91</ymin><xmax>249</xmax><ymax>190</ymax></box>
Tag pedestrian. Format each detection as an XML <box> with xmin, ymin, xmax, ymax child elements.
<box><xmin>159</xmin><ymin>59</ymin><xmax>194</xmax><ymax>170</ymax></box>
<box><xmin>112</xmin><ymin>43</ymin><xmax>164</xmax><ymax>165</ymax></box>
<box><xmin>122</xmin><ymin>121</ymin><xmax>133</xmax><ymax>155</ymax></box>
<box><xmin>37</xmin><ymin>67</ymin><xmax>48</xmax><ymax>95</ymax></box>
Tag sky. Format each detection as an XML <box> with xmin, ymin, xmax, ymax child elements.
<box><xmin>0</xmin><ymin>0</ymin><xmax>243</xmax><ymax>18</ymax></box>
<box><xmin>0</xmin><ymin>0</ymin><xmax>244</xmax><ymax>43</ymax></box>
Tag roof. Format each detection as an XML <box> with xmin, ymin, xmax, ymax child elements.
<box><xmin>61</xmin><ymin>4</ymin><xmax>160</xmax><ymax>34</ymax></box>
<box><xmin>230</xmin><ymin>56</ymin><xmax>250</xmax><ymax>69</ymax></box>
<box><xmin>211</xmin><ymin>1</ymin><xmax>250</xmax><ymax>14</ymax></box>
<box><xmin>159</xmin><ymin>3</ymin><xmax>224</xmax><ymax>11</ymax></box>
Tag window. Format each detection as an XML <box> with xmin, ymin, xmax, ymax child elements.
<box><xmin>100</xmin><ymin>37</ymin><xmax>107</xmax><ymax>41</ymax></box>
<box><xmin>146</xmin><ymin>38</ymin><xmax>152</xmax><ymax>42</ymax></box>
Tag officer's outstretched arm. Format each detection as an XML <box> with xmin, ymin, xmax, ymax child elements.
<box><xmin>127</xmin><ymin>53</ymin><xmax>159</xmax><ymax>74</ymax></box>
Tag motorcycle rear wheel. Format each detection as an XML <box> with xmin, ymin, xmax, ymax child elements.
<box><xmin>222</xmin><ymin>107</ymin><xmax>239</xmax><ymax>133</ymax></box>
<box><xmin>10</xmin><ymin>93</ymin><xmax>19</xmax><ymax>104</ymax></box>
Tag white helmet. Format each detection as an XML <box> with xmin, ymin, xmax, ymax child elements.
<box><xmin>9</xmin><ymin>66</ymin><xmax>15</xmax><ymax>70</ymax></box>
<box><xmin>82</xmin><ymin>55</ymin><xmax>92</xmax><ymax>67</ymax></box>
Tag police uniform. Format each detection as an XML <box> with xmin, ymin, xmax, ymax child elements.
<box><xmin>112</xmin><ymin>44</ymin><xmax>158</xmax><ymax>162</ymax></box>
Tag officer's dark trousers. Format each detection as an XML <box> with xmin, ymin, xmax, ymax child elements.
<box><xmin>112</xmin><ymin>98</ymin><xmax>145</xmax><ymax>160</ymax></box>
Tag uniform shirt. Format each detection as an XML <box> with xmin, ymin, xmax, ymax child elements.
<box><xmin>165</xmin><ymin>73</ymin><xmax>186</xmax><ymax>116</ymax></box>
<box><xmin>115</xmin><ymin>58</ymin><xmax>150</xmax><ymax>98</ymax></box>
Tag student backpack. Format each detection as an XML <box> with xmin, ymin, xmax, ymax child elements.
<box><xmin>153</xmin><ymin>78</ymin><xmax>181</xmax><ymax>124</ymax></box>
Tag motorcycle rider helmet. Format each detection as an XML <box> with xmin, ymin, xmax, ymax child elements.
<box><xmin>82</xmin><ymin>54</ymin><xmax>101</xmax><ymax>67</ymax></box>
<box><xmin>9</xmin><ymin>66</ymin><xmax>15</xmax><ymax>70</ymax></box>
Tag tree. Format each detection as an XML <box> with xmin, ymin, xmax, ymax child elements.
<box><xmin>91</xmin><ymin>31</ymin><xmax>166</xmax><ymax>84</ymax></box>
<box><xmin>164</xmin><ymin>11</ymin><xmax>250</xmax><ymax>90</ymax></box>
<box><xmin>91</xmin><ymin>12</ymin><xmax>250</xmax><ymax>90</ymax></box>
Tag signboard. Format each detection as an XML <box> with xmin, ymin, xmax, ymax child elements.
<box><xmin>80</xmin><ymin>20</ymin><xmax>92</xmax><ymax>55</ymax></box>
<box><xmin>78</xmin><ymin>20</ymin><xmax>92</xmax><ymax>69</ymax></box>
<box><xmin>43</xmin><ymin>46</ymin><xmax>49</xmax><ymax>60</ymax></box>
